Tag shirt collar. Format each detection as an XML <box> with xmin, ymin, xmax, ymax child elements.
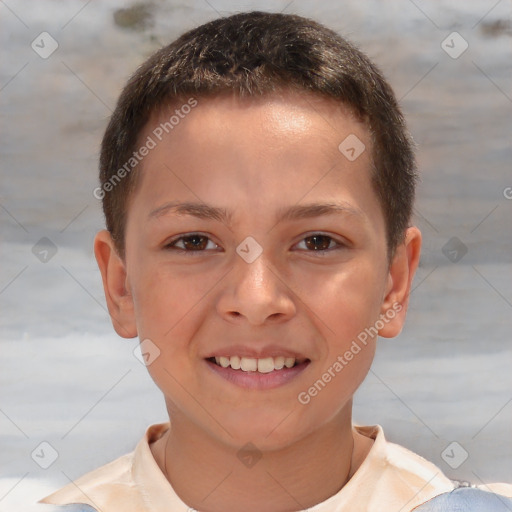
<box><xmin>132</xmin><ymin>422</ymin><xmax>192</xmax><ymax>511</ymax></box>
<box><xmin>40</xmin><ymin>422</ymin><xmax>454</xmax><ymax>512</ymax></box>
<box><xmin>132</xmin><ymin>422</ymin><xmax>453</xmax><ymax>512</ymax></box>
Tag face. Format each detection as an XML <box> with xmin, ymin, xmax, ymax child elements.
<box><xmin>98</xmin><ymin>91</ymin><xmax>416</xmax><ymax>451</ymax></box>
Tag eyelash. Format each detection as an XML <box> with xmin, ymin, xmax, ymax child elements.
<box><xmin>165</xmin><ymin>233</ymin><xmax>219</xmax><ymax>253</ymax></box>
<box><xmin>164</xmin><ymin>232</ymin><xmax>346</xmax><ymax>255</ymax></box>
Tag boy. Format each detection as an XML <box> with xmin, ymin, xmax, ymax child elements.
<box><xmin>39</xmin><ymin>11</ymin><xmax>512</xmax><ymax>512</ymax></box>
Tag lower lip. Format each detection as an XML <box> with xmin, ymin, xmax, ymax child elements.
<box><xmin>205</xmin><ymin>359</ymin><xmax>310</xmax><ymax>390</ymax></box>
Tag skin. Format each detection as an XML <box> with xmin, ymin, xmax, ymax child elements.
<box><xmin>95</xmin><ymin>91</ymin><xmax>421</xmax><ymax>512</ymax></box>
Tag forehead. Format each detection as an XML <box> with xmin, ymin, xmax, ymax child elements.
<box><xmin>131</xmin><ymin>91</ymin><xmax>381</xmax><ymax>229</ymax></box>
<box><xmin>146</xmin><ymin>91</ymin><xmax>367</xmax><ymax>157</ymax></box>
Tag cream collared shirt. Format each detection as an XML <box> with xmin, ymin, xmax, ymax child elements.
<box><xmin>39</xmin><ymin>423</ymin><xmax>511</xmax><ymax>512</ymax></box>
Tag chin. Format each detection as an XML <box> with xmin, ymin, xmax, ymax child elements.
<box><xmin>217</xmin><ymin>407</ymin><xmax>315</xmax><ymax>451</ymax></box>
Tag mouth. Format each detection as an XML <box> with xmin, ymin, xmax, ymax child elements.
<box><xmin>208</xmin><ymin>355</ymin><xmax>307</xmax><ymax>373</ymax></box>
<box><xmin>205</xmin><ymin>355</ymin><xmax>311</xmax><ymax>389</ymax></box>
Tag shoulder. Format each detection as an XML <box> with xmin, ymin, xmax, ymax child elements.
<box><xmin>44</xmin><ymin>506</ymin><xmax>99</xmax><ymax>512</ymax></box>
<box><xmin>38</xmin><ymin>422</ymin><xmax>174</xmax><ymax>512</ymax></box>
<box><xmin>381</xmin><ymin>436</ymin><xmax>512</xmax><ymax>500</ymax></box>
<box><xmin>379</xmin><ymin>433</ymin><xmax>454</xmax><ymax>489</ymax></box>
<box><xmin>38</xmin><ymin>451</ymin><xmax>135</xmax><ymax>508</ymax></box>
<box><xmin>412</xmin><ymin>486</ymin><xmax>512</xmax><ymax>511</ymax></box>
<box><xmin>355</xmin><ymin>426</ymin><xmax>512</xmax><ymax>512</ymax></box>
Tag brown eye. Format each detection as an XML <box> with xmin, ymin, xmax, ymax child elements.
<box><xmin>167</xmin><ymin>234</ymin><xmax>217</xmax><ymax>251</ymax></box>
<box><xmin>303</xmin><ymin>234</ymin><xmax>335</xmax><ymax>251</ymax></box>
<box><xmin>182</xmin><ymin>235</ymin><xmax>209</xmax><ymax>250</ymax></box>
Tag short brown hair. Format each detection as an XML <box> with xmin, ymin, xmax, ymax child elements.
<box><xmin>99</xmin><ymin>11</ymin><xmax>417</xmax><ymax>257</ymax></box>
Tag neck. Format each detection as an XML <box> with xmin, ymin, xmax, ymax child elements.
<box><xmin>153</xmin><ymin>404</ymin><xmax>370</xmax><ymax>512</ymax></box>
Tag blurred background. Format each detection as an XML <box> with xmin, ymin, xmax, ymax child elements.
<box><xmin>1</xmin><ymin>0</ymin><xmax>511</xmax><ymax>510</ymax></box>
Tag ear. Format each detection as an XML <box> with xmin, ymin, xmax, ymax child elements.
<box><xmin>94</xmin><ymin>230</ymin><xmax>137</xmax><ymax>339</ymax></box>
<box><xmin>378</xmin><ymin>226</ymin><xmax>422</xmax><ymax>338</ymax></box>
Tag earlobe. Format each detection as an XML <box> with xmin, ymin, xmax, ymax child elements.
<box><xmin>94</xmin><ymin>230</ymin><xmax>138</xmax><ymax>339</ymax></box>
<box><xmin>378</xmin><ymin>226</ymin><xmax>422</xmax><ymax>338</ymax></box>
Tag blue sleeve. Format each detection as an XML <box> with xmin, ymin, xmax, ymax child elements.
<box><xmin>413</xmin><ymin>487</ymin><xmax>512</xmax><ymax>511</ymax></box>
<box><xmin>50</xmin><ymin>505</ymin><xmax>98</xmax><ymax>512</ymax></box>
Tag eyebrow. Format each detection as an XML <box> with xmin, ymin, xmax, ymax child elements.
<box><xmin>148</xmin><ymin>200</ymin><xmax>364</xmax><ymax>226</ymax></box>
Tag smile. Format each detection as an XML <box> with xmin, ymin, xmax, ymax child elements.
<box><xmin>210</xmin><ymin>355</ymin><xmax>306</xmax><ymax>373</ymax></box>
<box><xmin>205</xmin><ymin>356</ymin><xmax>311</xmax><ymax>390</ymax></box>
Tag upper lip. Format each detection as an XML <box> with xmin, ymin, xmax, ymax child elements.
<box><xmin>204</xmin><ymin>344</ymin><xmax>309</xmax><ymax>361</ymax></box>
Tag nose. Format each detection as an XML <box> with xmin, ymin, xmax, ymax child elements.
<box><xmin>216</xmin><ymin>253</ymin><xmax>296</xmax><ymax>326</ymax></box>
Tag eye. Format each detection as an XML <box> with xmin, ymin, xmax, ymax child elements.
<box><xmin>294</xmin><ymin>234</ymin><xmax>344</xmax><ymax>252</ymax></box>
<box><xmin>165</xmin><ymin>233</ymin><xmax>219</xmax><ymax>252</ymax></box>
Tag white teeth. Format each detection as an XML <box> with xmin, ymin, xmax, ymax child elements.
<box><xmin>212</xmin><ymin>355</ymin><xmax>299</xmax><ymax>372</ymax></box>
<box><xmin>219</xmin><ymin>356</ymin><xmax>230</xmax><ymax>368</ymax></box>
<box><xmin>284</xmin><ymin>357</ymin><xmax>295</xmax><ymax>368</ymax></box>
<box><xmin>240</xmin><ymin>357</ymin><xmax>257</xmax><ymax>372</ymax></box>
<box><xmin>257</xmin><ymin>357</ymin><xmax>275</xmax><ymax>373</ymax></box>
<box><xmin>274</xmin><ymin>356</ymin><xmax>285</xmax><ymax>370</ymax></box>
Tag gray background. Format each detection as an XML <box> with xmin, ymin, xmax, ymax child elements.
<box><xmin>1</xmin><ymin>0</ymin><xmax>511</xmax><ymax>510</ymax></box>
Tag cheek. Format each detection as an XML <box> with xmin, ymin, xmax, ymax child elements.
<box><xmin>131</xmin><ymin>266</ymin><xmax>205</xmax><ymax>401</ymax></box>
<box><xmin>129</xmin><ymin>261</ymin><xmax>205</xmax><ymax>341</ymax></box>
<box><xmin>296</xmin><ymin>258</ymin><xmax>386</xmax><ymax>342</ymax></box>
<box><xmin>128</xmin><ymin>261</ymin><xmax>219</xmax><ymax>389</ymax></box>
<box><xmin>294</xmin><ymin>271</ymin><xmax>379</xmax><ymax>424</ymax></box>
<box><xmin>296</xmin><ymin>259</ymin><xmax>384</xmax><ymax>390</ymax></box>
